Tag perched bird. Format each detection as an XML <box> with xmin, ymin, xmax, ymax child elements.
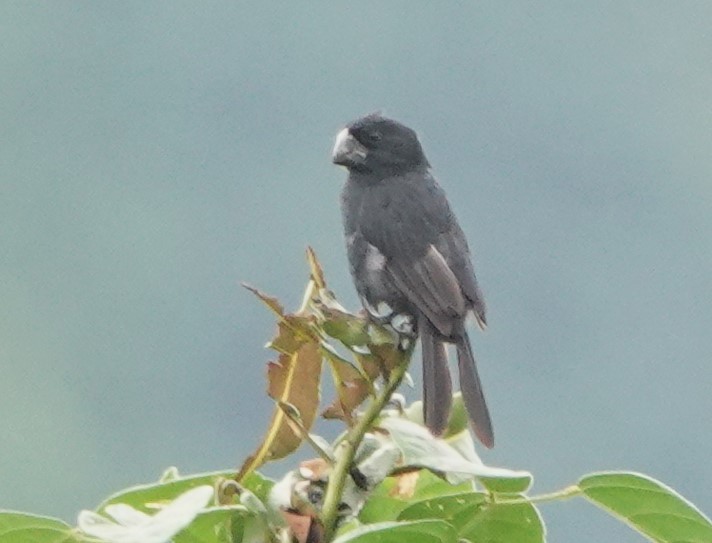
<box><xmin>332</xmin><ymin>113</ymin><xmax>494</xmax><ymax>448</ymax></box>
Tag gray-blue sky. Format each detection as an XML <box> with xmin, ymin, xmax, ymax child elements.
<box><xmin>2</xmin><ymin>3</ymin><xmax>711</xmax><ymax>541</ymax></box>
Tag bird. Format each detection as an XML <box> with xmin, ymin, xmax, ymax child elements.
<box><xmin>332</xmin><ymin>113</ymin><xmax>494</xmax><ymax>448</ymax></box>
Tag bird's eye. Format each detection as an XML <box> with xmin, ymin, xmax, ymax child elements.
<box><xmin>368</xmin><ymin>131</ymin><xmax>382</xmax><ymax>142</ymax></box>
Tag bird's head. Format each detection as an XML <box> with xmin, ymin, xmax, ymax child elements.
<box><xmin>332</xmin><ymin>113</ymin><xmax>430</xmax><ymax>176</ymax></box>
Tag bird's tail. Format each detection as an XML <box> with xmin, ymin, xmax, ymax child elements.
<box><xmin>456</xmin><ymin>332</ymin><xmax>495</xmax><ymax>448</ymax></box>
<box><xmin>420</xmin><ymin>315</ymin><xmax>452</xmax><ymax>436</ymax></box>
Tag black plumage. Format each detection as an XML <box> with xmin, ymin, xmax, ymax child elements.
<box><xmin>332</xmin><ymin>113</ymin><xmax>494</xmax><ymax>448</ymax></box>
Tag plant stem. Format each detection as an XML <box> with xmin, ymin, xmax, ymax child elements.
<box><xmin>320</xmin><ymin>350</ymin><xmax>411</xmax><ymax>541</ymax></box>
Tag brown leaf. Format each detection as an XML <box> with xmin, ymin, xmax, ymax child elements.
<box><xmin>242</xmin><ymin>283</ymin><xmax>285</xmax><ymax>316</ymax></box>
<box><xmin>269</xmin><ymin>315</ymin><xmax>316</xmax><ymax>354</ymax></box>
<box><xmin>355</xmin><ymin>352</ymin><xmax>384</xmax><ymax>380</ymax></box>
<box><xmin>369</xmin><ymin>344</ymin><xmax>404</xmax><ymax>375</ymax></box>
<box><xmin>321</xmin><ymin>378</ymin><xmax>370</xmax><ymax>421</ymax></box>
<box><xmin>320</xmin><ymin>404</ymin><xmax>344</xmax><ymax>420</ymax></box>
<box><xmin>269</xmin><ymin>321</ymin><xmax>304</xmax><ymax>354</ymax></box>
<box><xmin>321</xmin><ymin>348</ymin><xmax>373</xmax><ymax>422</ymax></box>
<box><xmin>306</xmin><ymin>247</ymin><xmax>326</xmax><ymax>290</ymax></box>
<box><xmin>237</xmin><ymin>340</ymin><xmax>322</xmax><ymax>481</ymax></box>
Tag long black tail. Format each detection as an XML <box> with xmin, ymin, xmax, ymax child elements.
<box><xmin>456</xmin><ymin>331</ymin><xmax>494</xmax><ymax>448</ymax></box>
<box><xmin>420</xmin><ymin>316</ymin><xmax>452</xmax><ymax>436</ymax></box>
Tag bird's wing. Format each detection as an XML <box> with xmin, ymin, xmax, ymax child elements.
<box><xmin>357</xmin><ymin>179</ymin><xmax>468</xmax><ymax>336</ymax></box>
<box><xmin>385</xmin><ymin>244</ymin><xmax>466</xmax><ymax>337</ymax></box>
<box><xmin>435</xmin><ymin>223</ymin><xmax>487</xmax><ymax>329</ymax></box>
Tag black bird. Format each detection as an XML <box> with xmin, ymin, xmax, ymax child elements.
<box><xmin>332</xmin><ymin>113</ymin><xmax>494</xmax><ymax>448</ymax></box>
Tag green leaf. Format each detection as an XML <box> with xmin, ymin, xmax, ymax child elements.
<box><xmin>457</xmin><ymin>499</ymin><xmax>544</xmax><ymax>543</ymax></box>
<box><xmin>359</xmin><ymin>470</ymin><xmax>472</xmax><ymax>524</ymax></box>
<box><xmin>174</xmin><ymin>506</ymin><xmax>250</xmax><ymax>543</ymax></box>
<box><xmin>444</xmin><ymin>427</ymin><xmax>533</xmax><ymax>493</ymax></box>
<box><xmin>579</xmin><ymin>471</ymin><xmax>712</xmax><ymax>542</ymax></box>
<box><xmin>399</xmin><ymin>492</ymin><xmax>545</xmax><ymax>543</ymax></box>
<box><xmin>404</xmin><ymin>393</ymin><xmax>469</xmax><ymax>437</ymax></box>
<box><xmin>98</xmin><ymin>470</ymin><xmax>273</xmax><ymax>512</ymax></box>
<box><xmin>332</xmin><ymin>519</ymin><xmax>456</xmax><ymax>543</ymax></box>
<box><xmin>359</xmin><ymin>496</ymin><xmax>411</xmax><ymax>524</ymax></box>
<box><xmin>0</xmin><ymin>511</ymin><xmax>79</xmax><ymax>543</ymax></box>
<box><xmin>377</xmin><ymin>417</ymin><xmax>532</xmax><ymax>488</ymax></box>
<box><xmin>377</xmin><ymin>417</ymin><xmax>478</xmax><ymax>484</ymax></box>
<box><xmin>399</xmin><ymin>492</ymin><xmax>485</xmax><ymax>522</ymax></box>
<box><xmin>319</xmin><ymin>307</ymin><xmax>371</xmax><ymax>347</ymax></box>
<box><xmin>477</xmin><ymin>469</ymin><xmax>533</xmax><ymax>494</ymax></box>
<box><xmin>405</xmin><ymin>470</ymin><xmax>473</xmax><ymax>500</ymax></box>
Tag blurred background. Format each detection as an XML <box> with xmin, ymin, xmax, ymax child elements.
<box><xmin>2</xmin><ymin>2</ymin><xmax>711</xmax><ymax>541</ymax></box>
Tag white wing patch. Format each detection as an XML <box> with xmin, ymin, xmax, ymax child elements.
<box><xmin>365</xmin><ymin>242</ymin><xmax>386</xmax><ymax>272</ymax></box>
<box><xmin>391</xmin><ymin>313</ymin><xmax>414</xmax><ymax>335</ymax></box>
<box><xmin>361</xmin><ymin>296</ymin><xmax>393</xmax><ymax>319</ymax></box>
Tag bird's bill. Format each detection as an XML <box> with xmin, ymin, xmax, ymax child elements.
<box><xmin>332</xmin><ymin>128</ymin><xmax>367</xmax><ymax>167</ymax></box>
